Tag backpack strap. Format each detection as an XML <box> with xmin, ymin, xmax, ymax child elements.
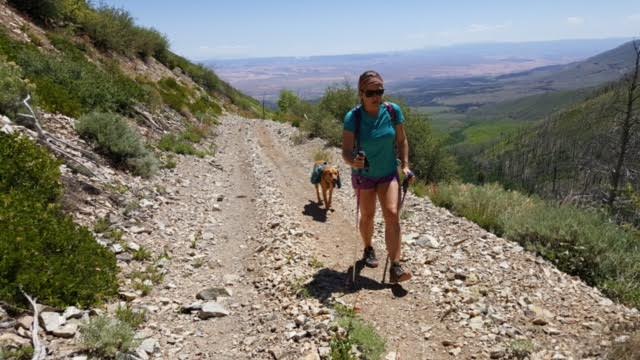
<box><xmin>384</xmin><ymin>102</ymin><xmax>397</xmax><ymax>126</ymax></box>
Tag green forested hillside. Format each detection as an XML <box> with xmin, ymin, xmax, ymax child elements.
<box><xmin>473</xmin><ymin>72</ymin><xmax>640</xmax><ymax>223</ymax></box>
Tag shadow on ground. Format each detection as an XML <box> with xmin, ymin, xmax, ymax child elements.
<box><xmin>302</xmin><ymin>200</ymin><xmax>327</xmax><ymax>222</ymax></box>
<box><xmin>305</xmin><ymin>260</ymin><xmax>408</xmax><ymax>302</ymax></box>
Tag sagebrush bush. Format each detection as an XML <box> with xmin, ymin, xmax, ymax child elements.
<box><xmin>0</xmin><ymin>133</ymin><xmax>118</xmax><ymax>308</ymax></box>
<box><xmin>115</xmin><ymin>305</ymin><xmax>146</xmax><ymax>329</ymax></box>
<box><xmin>76</xmin><ymin>112</ymin><xmax>145</xmax><ymax>161</ymax></box>
<box><xmin>79</xmin><ymin>316</ymin><xmax>137</xmax><ymax>358</ymax></box>
<box><xmin>126</xmin><ymin>152</ymin><xmax>159</xmax><ymax>178</ymax></box>
<box><xmin>76</xmin><ymin>112</ymin><xmax>158</xmax><ymax>177</ymax></box>
<box><xmin>0</xmin><ymin>56</ymin><xmax>33</xmax><ymax>119</ymax></box>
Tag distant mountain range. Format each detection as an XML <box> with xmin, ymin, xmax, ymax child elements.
<box><xmin>396</xmin><ymin>40</ymin><xmax>640</xmax><ymax>108</ymax></box>
<box><xmin>206</xmin><ymin>38</ymin><xmax>632</xmax><ymax>102</ymax></box>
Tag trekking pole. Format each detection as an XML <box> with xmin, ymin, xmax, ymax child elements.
<box><xmin>352</xmin><ymin>188</ymin><xmax>360</xmax><ymax>286</ymax></box>
<box><xmin>382</xmin><ymin>171</ymin><xmax>414</xmax><ymax>284</ymax></box>
<box><xmin>351</xmin><ymin>151</ymin><xmax>367</xmax><ymax>288</ymax></box>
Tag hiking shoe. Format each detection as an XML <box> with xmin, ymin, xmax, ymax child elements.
<box><xmin>389</xmin><ymin>262</ymin><xmax>412</xmax><ymax>283</ymax></box>
<box><xmin>362</xmin><ymin>246</ymin><xmax>379</xmax><ymax>268</ymax></box>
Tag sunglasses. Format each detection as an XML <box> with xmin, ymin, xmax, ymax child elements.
<box><xmin>364</xmin><ymin>89</ymin><xmax>384</xmax><ymax>98</ymax></box>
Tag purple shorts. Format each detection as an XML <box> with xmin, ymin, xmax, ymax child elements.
<box><xmin>352</xmin><ymin>172</ymin><xmax>399</xmax><ymax>190</ymax></box>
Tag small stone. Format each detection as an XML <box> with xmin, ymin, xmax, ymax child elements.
<box><xmin>532</xmin><ymin>318</ymin><xmax>548</xmax><ymax>326</ymax></box>
<box><xmin>112</xmin><ymin>244</ymin><xmax>124</xmax><ymax>254</ymax></box>
<box><xmin>52</xmin><ymin>323</ymin><xmax>78</xmax><ymax>338</ymax></box>
<box><xmin>62</xmin><ymin>306</ymin><xmax>84</xmax><ymax>320</ymax></box>
<box><xmin>490</xmin><ymin>349</ymin><xmax>505</xmax><ymax>359</ymax></box>
<box><xmin>138</xmin><ymin>338</ymin><xmax>160</xmax><ymax>354</ymax></box>
<box><xmin>128</xmin><ymin>242</ymin><xmax>141</xmax><ymax>251</ymax></box>
<box><xmin>198</xmin><ymin>302</ymin><xmax>229</xmax><ymax>319</ymax></box>
<box><xmin>40</xmin><ymin>312</ymin><xmax>62</xmax><ymax>332</ymax></box>
<box><xmin>119</xmin><ymin>291</ymin><xmax>138</xmax><ymax>301</ymax></box>
<box><xmin>196</xmin><ymin>288</ymin><xmax>232</xmax><ymax>301</ymax></box>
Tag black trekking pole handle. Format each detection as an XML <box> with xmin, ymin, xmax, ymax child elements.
<box><xmin>402</xmin><ymin>171</ymin><xmax>415</xmax><ymax>193</ymax></box>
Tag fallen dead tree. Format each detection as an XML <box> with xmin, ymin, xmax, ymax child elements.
<box><xmin>11</xmin><ymin>95</ymin><xmax>98</xmax><ymax>178</ymax></box>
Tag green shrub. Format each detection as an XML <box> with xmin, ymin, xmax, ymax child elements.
<box><xmin>115</xmin><ymin>305</ymin><xmax>146</xmax><ymax>329</ymax></box>
<box><xmin>7</xmin><ymin>0</ymin><xmax>64</xmax><ymax>24</ymax></box>
<box><xmin>76</xmin><ymin>5</ymin><xmax>168</xmax><ymax>59</ymax></box>
<box><xmin>158</xmin><ymin>133</ymin><xmax>206</xmax><ymax>158</ymax></box>
<box><xmin>299</xmin><ymin>108</ymin><xmax>343</xmax><ymax>147</ymax></box>
<box><xmin>158</xmin><ymin>51</ymin><xmax>260</xmax><ymax>116</ymax></box>
<box><xmin>0</xmin><ymin>193</ymin><xmax>119</xmax><ymax>308</ymax></box>
<box><xmin>191</xmin><ymin>96</ymin><xmax>222</xmax><ymax>119</ymax></box>
<box><xmin>403</xmin><ymin>108</ymin><xmax>458</xmax><ymax>183</ymax></box>
<box><xmin>0</xmin><ymin>346</ymin><xmax>34</xmax><ymax>360</ymax></box>
<box><xmin>0</xmin><ymin>56</ymin><xmax>33</xmax><ymax>119</ymax></box>
<box><xmin>0</xmin><ymin>30</ymin><xmax>147</xmax><ymax>117</ymax></box>
<box><xmin>76</xmin><ymin>112</ymin><xmax>158</xmax><ymax>177</ymax></box>
<box><xmin>0</xmin><ymin>133</ymin><xmax>61</xmax><ymax>203</ymax></box>
<box><xmin>505</xmin><ymin>203</ymin><xmax>640</xmax><ymax>304</ymax></box>
<box><xmin>181</xmin><ymin>124</ymin><xmax>209</xmax><ymax>143</ymax></box>
<box><xmin>132</xmin><ymin>246</ymin><xmax>152</xmax><ymax>261</ymax></box>
<box><xmin>157</xmin><ymin>77</ymin><xmax>191</xmax><ymax>113</ymax></box>
<box><xmin>0</xmin><ymin>134</ymin><xmax>118</xmax><ymax>309</ymax></box>
<box><xmin>319</xmin><ymin>82</ymin><xmax>357</xmax><ymax>120</ymax></box>
<box><xmin>126</xmin><ymin>152</ymin><xmax>159</xmax><ymax>178</ymax></box>
<box><xmin>330</xmin><ymin>304</ymin><xmax>386</xmax><ymax>360</ymax></box>
<box><xmin>79</xmin><ymin>316</ymin><xmax>137</xmax><ymax>358</ymax></box>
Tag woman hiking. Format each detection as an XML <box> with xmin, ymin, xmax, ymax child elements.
<box><xmin>342</xmin><ymin>70</ymin><xmax>414</xmax><ymax>283</ymax></box>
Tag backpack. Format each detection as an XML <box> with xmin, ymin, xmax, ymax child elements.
<box><xmin>353</xmin><ymin>102</ymin><xmax>397</xmax><ymax>152</ymax></box>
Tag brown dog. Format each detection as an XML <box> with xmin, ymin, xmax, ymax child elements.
<box><xmin>313</xmin><ymin>161</ymin><xmax>341</xmax><ymax>210</ymax></box>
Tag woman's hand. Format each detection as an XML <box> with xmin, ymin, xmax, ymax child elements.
<box><xmin>401</xmin><ymin>166</ymin><xmax>415</xmax><ymax>184</ymax></box>
<box><xmin>351</xmin><ymin>153</ymin><xmax>366</xmax><ymax>169</ymax></box>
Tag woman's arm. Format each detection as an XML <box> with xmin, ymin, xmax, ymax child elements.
<box><xmin>342</xmin><ymin>130</ymin><xmax>364</xmax><ymax>169</ymax></box>
<box><xmin>395</xmin><ymin>124</ymin><xmax>410</xmax><ymax>171</ymax></box>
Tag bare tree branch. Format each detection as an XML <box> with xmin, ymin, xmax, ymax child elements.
<box><xmin>11</xmin><ymin>95</ymin><xmax>98</xmax><ymax>177</ymax></box>
<box><xmin>19</xmin><ymin>289</ymin><xmax>47</xmax><ymax>360</ymax></box>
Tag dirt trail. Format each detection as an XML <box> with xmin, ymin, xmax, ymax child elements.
<box><xmin>129</xmin><ymin>115</ymin><xmax>638</xmax><ymax>360</ymax></box>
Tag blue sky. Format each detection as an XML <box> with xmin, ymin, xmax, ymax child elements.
<box><xmin>101</xmin><ymin>1</ymin><xmax>640</xmax><ymax>60</ymax></box>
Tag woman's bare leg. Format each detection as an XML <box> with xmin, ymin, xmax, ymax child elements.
<box><xmin>377</xmin><ymin>179</ymin><xmax>401</xmax><ymax>262</ymax></box>
<box><xmin>358</xmin><ymin>188</ymin><xmax>377</xmax><ymax>247</ymax></box>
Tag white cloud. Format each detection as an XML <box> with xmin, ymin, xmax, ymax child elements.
<box><xmin>466</xmin><ymin>22</ymin><xmax>511</xmax><ymax>33</ymax></box>
<box><xmin>628</xmin><ymin>13</ymin><xmax>640</xmax><ymax>22</ymax></box>
<box><xmin>567</xmin><ymin>16</ymin><xmax>585</xmax><ymax>25</ymax></box>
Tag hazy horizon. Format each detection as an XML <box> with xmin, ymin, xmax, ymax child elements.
<box><xmin>100</xmin><ymin>0</ymin><xmax>640</xmax><ymax>61</ymax></box>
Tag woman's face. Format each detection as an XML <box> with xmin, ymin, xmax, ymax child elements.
<box><xmin>360</xmin><ymin>81</ymin><xmax>384</xmax><ymax>113</ymax></box>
